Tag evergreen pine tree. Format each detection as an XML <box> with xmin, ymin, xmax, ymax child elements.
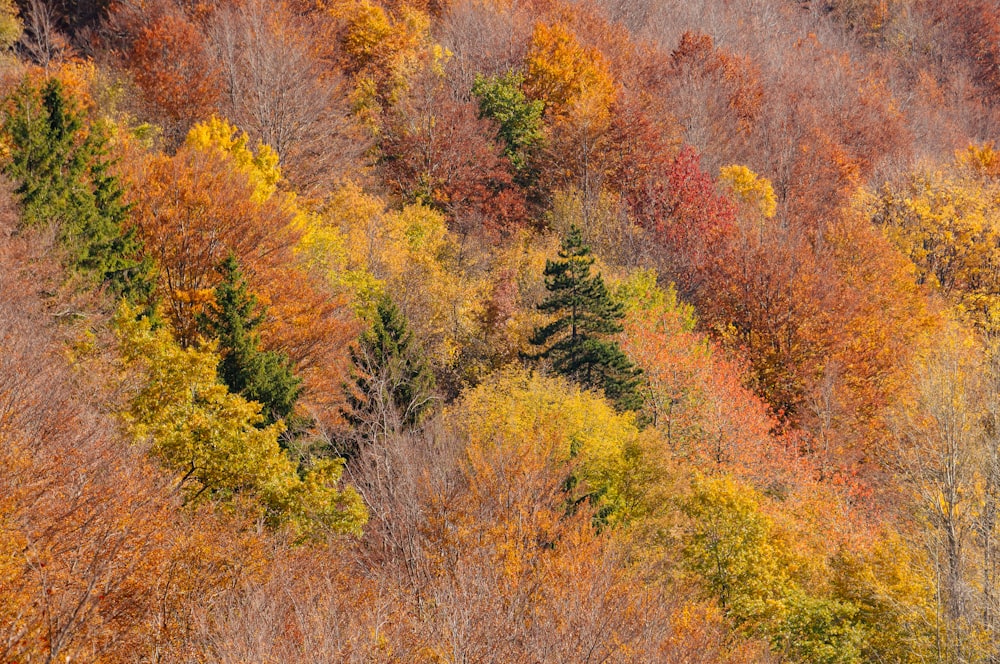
<box><xmin>530</xmin><ymin>225</ymin><xmax>642</xmax><ymax>411</ymax></box>
<box><xmin>2</xmin><ymin>77</ymin><xmax>152</xmax><ymax>300</ymax></box>
<box><xmin>342</xmin><ymin>294</ymin><xmax>435</xmax><ymax>446</ymax></box>
<box><xmin>197</xmin><ymin>254</ymin><xmax>302</xmax><ymax>426</ymax></box>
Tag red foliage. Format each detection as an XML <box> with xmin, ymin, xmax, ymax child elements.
<box><xmin>124</xmin><ymin>9</ymin><xmax>222</xmax><ymax>133</ymax></box>
<box><xmin>628</xmin><ymin>145</ymin><xmax>738</xmax><ymax>296</ymax></box>
<box><xmin>379</xmin><ymin>73</ymin><xmax>530</xmax><ymax>238</ymax></box>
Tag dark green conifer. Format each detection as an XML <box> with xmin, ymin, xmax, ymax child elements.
<box><xmin>342</xmin><ymin>294</ymin><xmax>435</xmax><ymax>442</ymax></box>
<box><xmin>2</xmin><ymin>77</ymin><xmax>152</xmax><ymax>300</ymax></box>
<box><xmin>197</xmin><ymin>254</ymin><xmax>302</xmax><ymax>426</ymax></box>
<box><xmin>529</xmin><ymin>225</ymin><xmax>642</xmax><ymax>411</ymax></box>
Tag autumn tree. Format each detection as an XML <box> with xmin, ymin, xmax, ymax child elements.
<box><xmin>118</xmin><ymin>3</ymin><xmax>222</xmax><ymax>138</ymax></box>
<box><xmin>0</xmin><ymin>0</ymin><xmax>21</xmax><ymax>51</ymax></box>
<box><xmin>523</xmin><ymin>20</ymin><xmax>618</xmax><ymax>213</ymax></box>
<box><xmin>889</xmin><ymin>324</ymin><xmax>1000</xmax><ymax>662</ymax></box>
<box><xmin>208</xmin><ymin>0</ymin><xmax>366</xmax><ymax>194</ymax></box>
<box><xmin>379</xmin><ymin>61</ymin><xmax>529</xmax><ymax>238</ymax></box>
<box><xmin>681</xmin><ymin>474</ymin><xmax>867</xmax><ymax>664</ymax></box>
<box><xmin>117</xmin><ymin>304</ymin><xmax>366</xmax><ymax>541</ymax></box>
<box><xmin>126</xmin><ymin>142</ymin><xmax>296</xmax><ymax>344</ymax></box>
<box><xmin>530</xmin><ymin>225</ymin><xmax>641</xmax><ymax>411</ymax></box>
<box><xmin>868</xmin><ymin>150</ymin><xmax>1000</xmax><ymax>334</ymax></box>
<box><xmin>126</xmin><ymin>117</ymin><xmax>357</xmax><ymax>429</ymax></box>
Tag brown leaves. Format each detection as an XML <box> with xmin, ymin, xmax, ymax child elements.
<box><xmin>127</xmin><ymin>10</ymin><xmax>222</xmax><ymax>135</ymax></box>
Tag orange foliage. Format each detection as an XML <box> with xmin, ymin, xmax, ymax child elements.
<box><xmin>124</xmin><ymin>144</ymin><xmax>355</xmax><ymax>425</ymax></box>
<box><xmin>127</xmin><ymin>11</ymin><xmax>221</xmax><ymax>131</ymax></box>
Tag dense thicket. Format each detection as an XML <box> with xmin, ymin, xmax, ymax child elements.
<box><xmin>4</xmin><ymin>0</ymin><xmax>1000</xmax><ymax>661</ymax></box>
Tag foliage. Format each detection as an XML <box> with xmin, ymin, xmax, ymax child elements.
<box><xmin>185</xmin><ymin>116</ymin><xmax>282</xmax><ymax>203</ymax></box>
<box><xmin>11</xmin><ymin>0</ymin><xmax>1000</xmax><ymax>659</ymax></box>
<box><xmin>530</xmin><ymin>225</ymin><xmax>641</xmax><ymax>411</ymax></box>
<box><xmin>681</xmin><ymin>474</ymin><xmax>867</xmax><ymax>663</ymax></box>
<box><xmin>116</xmin><ymin>304</ymin><xmax>365</xmax><ymax>540</ymax></box>
<box><xmin>447</xmin><ymin>368</ymin><xmax>642</xmax><ymax>527</ymax></box>
<box><xmin>303</xmin><ymin>182</ymin><xmax>486</xmax><ymax>375</ymax></box>
<box><xmin>1</xmin><ymin>77</ymin><xmax>152</xmax><ymax>299</ymax></box>
<box><xmin>0</xmin><ymin>0</ymin><xmax>21</xmax><ymax>51</ymax></box>
<box><xmin>472</xmin><ymin>71</ymin><xmax>545</xmax><ymax>178</ymax></box>
<box><xmin>718</xmin><ymin>164</ymin><xmax>777</xmax><ymax>220</ymax></box>
<box><xmin>127</xmin><ymin>10</ymin><xmax>222</xmax><ymax>131</ymax></box>
<box><xmin>329</xmin><ymin>0</ymin><xmax>435</xmax><ymax>121</ymax></box>
<box><xmin>523</xmin><ymin>21</ymin><xmax>616</xmax><ymax>123</ymax></box>
<box><xmin>867</xmin><ymin>154</ymin><xmax>1000</xmax><ymax>333</ymax></box>
<box><xmin>197</xmin><ymin>254</ymin><xmax>302</xmax><ymax>426</ymax></box>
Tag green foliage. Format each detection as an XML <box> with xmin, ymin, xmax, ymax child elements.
<box><xmin>342</xmin><ymin>293</ymin><xmax>435</xmax><ymax>442</ymax></box>
<box><xmin>197</xmin><ymin>255</ymin><xmax>302</xmax><ymax>426</ymax></box>
<box><xmin>471</xmin><ymin>71</ymin><xmax>544</xmax><ymax>179</ymax></box>
<box><xmin>2</xmin><ymin>78</ymin><xmax>152</xmax><ymax>300</ymax></box>
<box><xmin>116</xmin><ymin>304</ymin><xmax>366</xmax><ymax>540</ymax></box>
<box><xmin>681</xmin><ymin>474</ymin><xmax>867</xmax><ymax>664</ymax></box>
<box><xmin>781</xmin><ymin>591</ymin><xmax>865</xmax><ymax>664</ymax></box>
<box><xmin>530</xmin><ymin>225</ymin><xmax>642</xmax><ymax>411</ymax></box>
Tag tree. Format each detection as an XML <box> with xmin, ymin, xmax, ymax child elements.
<box><xmin>529</xmin><ymin>225</ymin><xmax>641</xmax><ymax>411</ymax></box>
<box><xmin>0</xmin><ymin>0</ymin><xmax>21</xmax><ymax>52</ymax></box>
<box><xmin>379</xmin><ymin>63</ymin><xmax>529</xmax><ymax>239</ymax></box>
<box><xmin>342</xmin><ymin>293</ymin><xmax>435</xmax><ymax>445</ymax></box>
<box><xmin>117</xmin><ymin>304</ymin><xmax>366</xmax><ymax>541</ymax></box>
<box><xmin>125</xmin><ymin>7</ymin><xmax>222</xmax><ymax>138</ymax></box>
<box><xmin>207</xmin><ymin>0</ymin><xmax>367</xmax><ymax>195</ymax></box>
<box><xmin>471</xmin><ymin>70</ymin><xmax>544</xmax><ymax>182</ymax></box>
<box><xmin>197</xmin><ymin>254</ymin><xmax>302</xmax><ymax>426</ymax></box>
<box><xmin>2</xmin><ymin>77</ymin><xmax>152</xmax><ymax>299</ymax></box>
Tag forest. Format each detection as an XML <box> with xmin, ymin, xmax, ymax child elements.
<box><xmin>5</xmin><ymin>0</ymin><xmax>1000</xmax><ymax>661</ymax></box>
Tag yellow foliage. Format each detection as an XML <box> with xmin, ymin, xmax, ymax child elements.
<box><xmin>0</xmin><ymin>0</ymin><xmax>21</xmax><ymax>52</ymax></box>
<box><xmin>115</xmin><ymin>305</ymin><xmax>366</xmax><ymax>541</ymax></box>
<box><xmin>447</xmin><ymin>368</ymin><xmax>642</xmax><ymax>525</ymax></box>
<box><xmin>186</xmin><ymin>116</ymin><xmax>282</xmax><ymax>203</ymax></box>
<box><xmin>831</xmin><ymin>531</ymin><xmax>938</xmax><ymax>663</ymax></box>
<box><xmin>865</xmin><ymin>160</ymin><xmax>1000</xmax><ymax>333</ymax></box>
<box><xmin>303</xmin><ymin>181</ymin><xmax>485</xmax><ymax>367</ymax></box>
<box><xmin>328</xmin><ymin>0</ymin><xmax>437</xmax><ymax>121</ymax></box>
<box><xmin>523</xmin><ymin>21</ymin><xmax>617</xmax><ymax>124</ymax></box>
<box><xmin>719</xmin><ymin>164</ymin><xmax>777</xmax><ymax>219</ymax></box>
<box><xmin>956</xmin><ymin>142</ymin><xmax>1000</xmax><ymax>178</ymax></box>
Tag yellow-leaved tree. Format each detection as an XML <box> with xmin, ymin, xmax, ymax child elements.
<box><xmin>297</xmin><ymin>181</ymin><xmax>486</xmax><ymax>373</ymax></box>
<box><xmin>866</xmin><ymin>146</ymin><xmax>1000</xmax><ymax>333</ymax></box>
<box><xmin>185</xmin><ymin>115</ymin><xmax>283</xmax><ymax>203</ymax></box>
<box><xmin>446</xmin><ymin>368</ymin><xmax>644</xmax><ymax>527</ymax></box>
<box><xmin>115</xmin><ymin>305</ymin><xmax>366</xmax><ymax>541</ymax></box>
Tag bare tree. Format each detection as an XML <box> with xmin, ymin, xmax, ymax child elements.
<box><xmin>208</xmin><ymin>0</ymin><xmax>368</xmax><ymax>196</ymax></box>
<box><xmin>19</xmin><ymin>0</ymin><xmax>70</xmax><ymax>67</ymax></box>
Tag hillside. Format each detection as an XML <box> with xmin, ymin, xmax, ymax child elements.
<box><xmin>3</xmin><ymin>0</ymin><xmax>1000</xmax><ymax>661</ymax></box>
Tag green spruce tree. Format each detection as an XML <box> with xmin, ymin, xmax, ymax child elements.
<box><xmin>2</xmin><ymin>77</ymin><xmax>152</xmax><ymax>300</ymax></box>
<box><xmin>197</xmin><ymin>254</ymin><xmax>302</xmax><ymax>426</ymax></box>
<box><xmin>530</xmin><ymin>225</ymin><xmax>642</xmax><ymax>411</ymax></box>
<box><xmin>342</xmin><ymin>294</ymin><xmax>435</xmax><ymax>446</ymax></box>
